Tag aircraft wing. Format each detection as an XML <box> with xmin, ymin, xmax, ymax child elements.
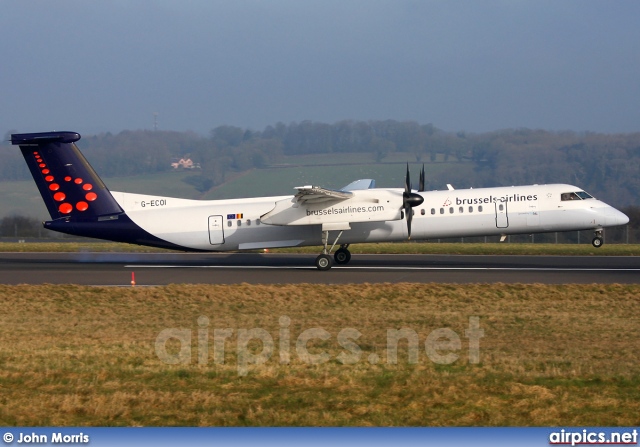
<box><xmin>261</xmin><ymin>184</ymin><xmax>403</xmax><ymax>226</ymax></box>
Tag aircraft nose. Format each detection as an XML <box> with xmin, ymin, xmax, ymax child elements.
<box><xmin>606</xmin><ymin>207</ymin><xmax>630</xmax><ymax>226</ymax></box>
<box><xmin>615</xmin><ymin>209</ymin><xmax>630</xmax><ymax>226</ymax></box>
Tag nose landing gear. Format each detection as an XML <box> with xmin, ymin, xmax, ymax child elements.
<box><xmin>592</xmin><ymin>230</ymin><xmax>604</xmax><ymax>248</ymax></box>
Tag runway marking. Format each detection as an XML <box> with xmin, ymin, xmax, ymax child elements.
<box><xmin>125</xmin><ymin>265</ymin><xmax>640</xmax><ymax>272</ymax></box>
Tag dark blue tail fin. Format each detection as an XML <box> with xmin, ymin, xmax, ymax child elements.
<box><xmin>12</xmin><ymin>131</ymin><xmax>123</xmax><ymax>221</ymax></box>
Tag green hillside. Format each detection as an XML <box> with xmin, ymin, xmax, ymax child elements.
<box><xmin>0</xmin><ymin>172</ymin><xmax>202</xmax><ymax>219</ymax></box>
<box><xmin>0</xmin><ymin>181</ymin><xmax>50</xmax><ymax>218</ymax></box>
<box><xmin>202</xmin><ymin>161</ymin><xmax>472</xmax><ymax>200</ymax></box>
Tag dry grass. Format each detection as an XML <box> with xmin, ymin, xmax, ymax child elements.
<box><xmin>0</xmin><ymin>283</ymin><xmax>638</xmax><ymax>426</ymax></box>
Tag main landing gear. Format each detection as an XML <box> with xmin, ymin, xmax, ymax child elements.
<box><xmin>592</xmin><ymin>229</ymin><xmax>604</xmax><ymax>248</ymax></box>
<box><xmin>334</xmin><ymin>244</ymin><xmax>351</xmax><ymax>264</ymax></box>
<box><xmin>315</xmin><ymin>254</ymin><xmax>333</xmax><ymax>270</ymax></box>
<box><xmin>315</xmin><ymin>231</ymin><xmax>351</xmax><ymax>270</ymax></box>
<box><xmin>313</xmin><ymin>164</ymin><xmax>423</xmax><ymax>271</ymax></box>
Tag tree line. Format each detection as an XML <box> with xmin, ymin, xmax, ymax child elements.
<box><xmin>2</xmin><ymin>121</ymin><xmax>640</xmax><ymax>205</ymax></box>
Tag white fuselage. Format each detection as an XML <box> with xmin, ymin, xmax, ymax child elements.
<box><xmin>111</xmin><ymin>183</ymin><xmax>629</xmax><ymax>251</ymax></box>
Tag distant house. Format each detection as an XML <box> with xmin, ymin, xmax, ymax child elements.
<box><xmin>171</xmin><ymin>157</ymin><xmax>200</xmax><ymax>170</ymax></box>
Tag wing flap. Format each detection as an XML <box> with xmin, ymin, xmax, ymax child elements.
<box><xmin>294</xmin><ymin>185</ymin><xmax>352</xmax><ymax>204</ymax></box>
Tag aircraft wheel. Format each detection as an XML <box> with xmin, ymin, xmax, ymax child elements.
<box><xmin>315</xmin><ymin>254</ymin><xmax>333</xmax><ymax>271</ymax></box>
<box><xmin>334</xmin><ymin>248</ymin><xmax>351</xmax><ymax>264</ymax></box>
<box><xmin>592</xmin><ymin>236</ymin><xmax>603</xmax><ymax>248</ymax></box>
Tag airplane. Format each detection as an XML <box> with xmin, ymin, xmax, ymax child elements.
<box><xmin>11</xmin><ymin>131</ymin><xmax>630</xmax><ymax>270</ymax></box>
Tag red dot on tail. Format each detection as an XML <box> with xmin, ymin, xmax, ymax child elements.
<box><xmin>33</xmin><ymin>152</ymin><xmax>39</xmax><ymax>155</ymax></box>
<box><xmin>42</xmin><ymin>169</ymin><xmax>50</xmax><ymax>175</ymax></box>
<box><xmin>39</xmin><ymin>163</ymin><xmax>46</xmax><ymax>168</ymax></box>
<box><xmin>36</xmin><ymin>159</ymin><xmax>43</xmax><ymax>163</ymax></box>
<box><xmin>65</xmin><ymin>176</ymin><xmax>72</xmax><ymax>182</ymax></box>
<box><xmin>76</xmin><ymin>201</ymin><xmax>89</xmax><ymax>211</ymax></box>
<box><xmin>53</xmin><ymin>192</ymin><xmax>66</xmax><ymax>201</ymax></box>
<box><xmin>74</xmin><ymin>178</ymin><xmax>83</xmax><ymax>184</ymax></box>
<box><xmin>83</xmin><ymin>183</ymin><xmax>93</xmax><ymax>191</ymax></box>
<box><xmin>45</xmin><ymin>175</ymin><xmax>54</xmax><ymax>182</ymax></box>
<box><xmin>85</xmin><ymin>192</ymin><xmax>98</xmax><ymax>201</ymax></box>
<box><xmin>49</xmin><ymin>183</ymin><xmax>60</xmax><ymax>191</ymax></box>
<box><xmin>59</xmin><ymin>203</ymin><xmax>72</xmax><ymax>214</ymax></box>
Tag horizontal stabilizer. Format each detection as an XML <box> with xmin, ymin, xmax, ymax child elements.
<box><xmin>11</xmin><ymin>131</ymin><xmax>81</xmax><ymax>145</ymax></box>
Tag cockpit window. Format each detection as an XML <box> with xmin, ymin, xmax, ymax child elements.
<box><xmin>561</xmin><ymin>192</ymin><xmax>581</xmax><ymax>201</ymax></box>
<box><xmin>576</xmin><ymin>191</ymin><xmax>593</xmax><ymax>199</ymax></box>
<box><xmin>561</xmin><ymin>191</ymin><xmax>594</xmax><ymax>201</ymax></box>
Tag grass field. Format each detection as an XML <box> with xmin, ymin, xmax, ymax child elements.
<box><xmin>278</xmin><ymin>151</ymin><xmax>453</xmax><ymax>165</ymax></box>
<box><xmin>270</xmin><ymin>242</ymin><xmax>640</xmax><ymax>256</ymax></box>
<box><xmin>201</xmin><ymin>162</ymin><xmax>472</xmax><ymax>200</ymax></box>
<box><xmin>0</xmin><ymin>283</ymin><xmax>638</xmax><ymax>426</ymax></box>
<box><xmin>1</xmin><ymin>242</ymin><xmax>639</xmax><ymax>256</ymax></box>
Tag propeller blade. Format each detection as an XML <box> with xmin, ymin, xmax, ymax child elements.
<box><xmin>402</xmin><ymin>164</ymin><xmax>424</xmax><ymax>239</ymax></box>
<box><xmin>418</xmin><ymin>164</ymin><xmax>425</xmax><ymax>192</ymax></box>
<box><xmin>405</xmin><ymin>163</ymin><xmax>411</xmax><ymax>194</ymax></box>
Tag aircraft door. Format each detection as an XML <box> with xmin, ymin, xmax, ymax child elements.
<box><xmin>495</xmin><ymin>201</ymin><xmax>509</xmax><ymax>228</ymax></box>
<box><xmin>208</xmin><ymin>215</ymin><xmax>225</xmax><ymax>245</ymax></box>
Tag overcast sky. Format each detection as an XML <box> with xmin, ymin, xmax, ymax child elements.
<box><xmin>2</xmin><ymin>1</ymin><xmax>639</xmax><ymax>136</ymax></box>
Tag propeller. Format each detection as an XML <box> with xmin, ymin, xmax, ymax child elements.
<box><xmin>403</xmin><ymin>164</ymin><xmax>424</xmax><ymax>238</ymax></box>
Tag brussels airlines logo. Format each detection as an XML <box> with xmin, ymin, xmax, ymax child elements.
<box><xmin>32</xmin><ymin>150</ymin><xmax>98</xmax><ymax>214</ymax></box>
<box><xmin>454</xmin><ymin>193</ymin><xmax>538</xmax><ymax>206</ymax></box>
<box><xmin>307</xmin><ymin>205</ymin><xmax>385</xmax><ymax>216</ymax></box>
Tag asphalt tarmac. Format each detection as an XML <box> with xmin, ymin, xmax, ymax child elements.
<box><xmin>0</xmin><ymin>252</ymin><xmax>638</xmax><ymax>285</ymax></box>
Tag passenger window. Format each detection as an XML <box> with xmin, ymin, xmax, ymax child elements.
<box><xmin>256</xmin><ymin>219</ymin><xmax>261</xmax><ymax>225</ymax></box>
<box><xmin>237</xmin><ymin>219</ymin><xmax>242</xmax><ymax>227</ymax></box>
<box><xmin>246</xmin><ymin>219</ymin><xmax>251</xmax><ymax>226</ymax></box>
<box><xmin>420</xmin><ymin>209</ymin><xmax>425</xmax><ymax>216</ymax></box>
<box><xmin>499</xmin><ymin>204</ymin><xmax>504</xmax><ymax>211</ymax></box>
<box><xmin>459</xmin><ymin>207</ymin><xmax>464</xmax><ymax>213</ymax></box>
<box><xmin>479</xmin><ymin>205</ymin><xmax>483</xmax><ymax>212</ymax></box>
<box><xmin>449</xmin><ymin>207</ymin><xmax>454</xmax><ymax>214</ymax></box>
<box><xmin>440</xmin><ymin>208</ymin><xmax>444</xmax><ymax>215</ymax></box>
<box><xmin>469</xmin><ymin>206</ymin><xmax>473</xmax><ymax>213</ymax></box>
<box><xmin>431</xmin><ymin>208</ymin><xmax>436</xmax><ymax>215</ymax></box>
<box><xmin>227</xmin><ymin>220</ymin><xmax>232</xmax><ymax>227</ymax></box>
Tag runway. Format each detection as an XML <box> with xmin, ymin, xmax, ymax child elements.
<box><xmin>0</xmin><ymin>252</ymin><xmax>639</xmax><ymax>285</ymax></box>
